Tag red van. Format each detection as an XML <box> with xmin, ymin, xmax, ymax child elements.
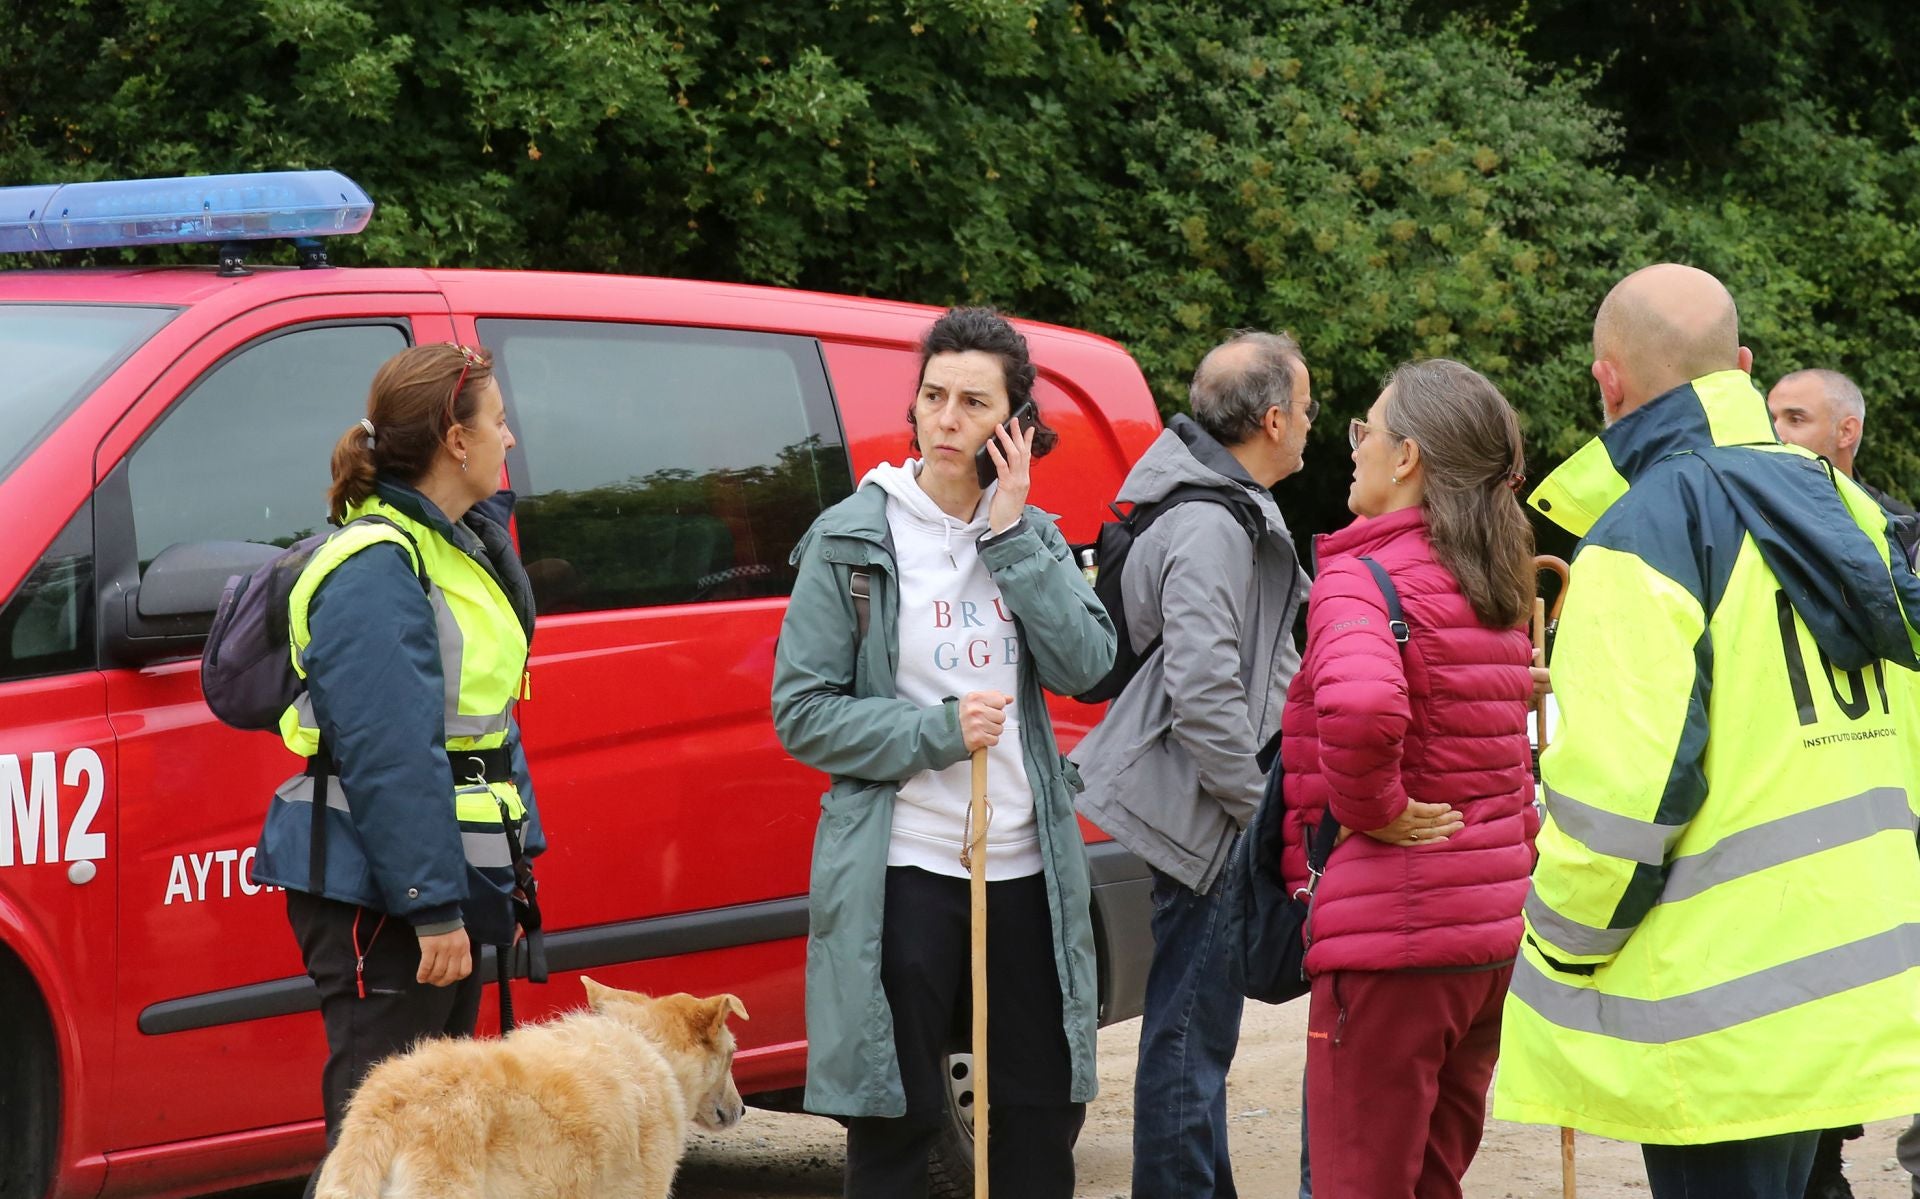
<box><xmin>0</xmin><ymin>172</ymin><xmax>1161</xmax><ymax>1199</ymax></box>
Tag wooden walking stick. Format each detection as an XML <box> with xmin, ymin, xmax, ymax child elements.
<box><xmin>966</xmin><ymin>746</ymin><xmax>990</xmax><ymax>1199</ymax></box>
<box><xmin>1535</xmin><ymin>555</ymin><xmax>1571</xmax><ymax>652</ymax></box>
<box><xmin>1560</xmin><ymin>1125</ymin><xmax>1577</xmax><ymax>1199</ymax></box>
<box><xmin>1532</xmin><ymin>554</ymin><xmax>1575</xmax><ymax>1199</ymax></box>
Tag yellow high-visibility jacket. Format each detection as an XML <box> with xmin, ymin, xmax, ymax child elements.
<box><xmin>1495</xmin><ymin>371</ymin><xmax>1920</xmax><ymax>1144</ymax></box>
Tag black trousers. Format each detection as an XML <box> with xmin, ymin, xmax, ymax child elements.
<box><xmin>1805</xmin><ymin>1125</ymin><xmax>1862</xmax><ymax>1197</ymax></box>
<box><xmin>286</xmin><ymin>890</ymin><xmax>482</xmax><ymax>1144</ymax></box>
<box><xmin>844</xmin><ymin>866</ymin><xmax>1085</xmax><ymax>1199</ymax></box>
<box><xmin>1642</xmin><ymin>1130</ymin><xmax>1821</xmax><ymax>1199</ymax></box>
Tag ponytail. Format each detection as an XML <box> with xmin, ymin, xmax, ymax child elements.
<box><xmin>1382</xmin><ymin>359</ymin><xmax>1535</xmax><ymax>629</ymax></box>
<box><xmin>1434</xmin><ymin>473</ymin><xmax>1535</xmax><ymax>630</ymax></box>
<box><xmin>327</xmin><ymin>419</ymin><xmax>379</xmax><ymax>525</ymax></box>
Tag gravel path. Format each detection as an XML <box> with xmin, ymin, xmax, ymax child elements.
<box><xmin>674</xmin><ymin>997</ymin><xmax>1919</xmax><ymax>1198</ymax></box>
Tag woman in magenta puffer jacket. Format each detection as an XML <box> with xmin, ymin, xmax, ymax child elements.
<box><xmin>1280</xmin><ymin>357</ymin><xmax>1539</xmax><ymax>1199</ymax></box>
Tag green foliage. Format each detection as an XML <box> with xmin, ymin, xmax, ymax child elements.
<box><xmin>1047</xmin><ymin>4</ymin><xmax>1645</xmax><ymax>475</ymax></box>
<box><xmin>1412</xmin><ymin>0</ymin><xmax>1920</xmax><ymax>172</ymax></box>
<box><xmin>1411</xmin><ymin>0</ymin><xmax>1920</xmax><ymax>499</ymax></box>
<box><xmin>1650</xmin><ymin>102</ymin><xmax>1920</xmax><ymax>497</ymax></box>
<box><xmin>6</xmin><ymin>0</ymin><xmax>1919</xmax><ymax>529</ymax></box>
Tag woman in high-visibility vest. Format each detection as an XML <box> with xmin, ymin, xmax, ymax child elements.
<box><xmin>250</xmin><ymin>343</ymin><xmax>544</xmax><ymax>1175</ymax></box>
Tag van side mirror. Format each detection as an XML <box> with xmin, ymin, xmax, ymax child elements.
<box><xmin>137</xmin><ymin>541</ymin><xmax>278</xmax><ymax>618</ymax></box>
<box><xmin>105</xmin><ymin>540</ymin><xmax>278</xmax><ymax>667</ymax></box>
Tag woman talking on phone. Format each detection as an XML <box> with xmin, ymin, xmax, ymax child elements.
<box><xmin>772</xmin><ymin>307</ymin><xmax>1116</xmax><ymax>1199</ymax></box>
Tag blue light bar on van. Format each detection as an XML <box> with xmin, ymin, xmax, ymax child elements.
<box><xmin>0</xmin><ymin>170</ymin><xmax>373</xmax><ymax>254</ymax></box>
<box><xmin>0</xmin><ymin>185</ymin><xmax>61</xmax><ymax>254</ymax></box>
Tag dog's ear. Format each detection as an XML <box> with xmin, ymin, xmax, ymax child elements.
<box><xmin>705</xmin><ymin>993</ymin><xmax>749</xmax><ymax>1038</ymax></box>
<box><xmin>581</xmin><ymin>975</ymin><xmax>613</xmax><ymax>1010</ymax></box>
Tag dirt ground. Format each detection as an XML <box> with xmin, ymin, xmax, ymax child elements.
<box><xmin>672</xmin><ymin>997</ymin><xmax>1919</xmax><ymax>1198</ymax></box>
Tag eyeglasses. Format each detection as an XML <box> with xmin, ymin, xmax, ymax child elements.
<box><xmin>1348</xmin><ymin>418</ymin><xmax>1395</xmax><ymax>451</ymax></box>
<box><xmin>1265</xmin><ymin>396</ymin><xmax>1318</xmax><ymax>427</ymax></box>
<box><xmin>443</xmin><ymin>343</ymin><xmax>489</xmax><ymax>431</ymax></box>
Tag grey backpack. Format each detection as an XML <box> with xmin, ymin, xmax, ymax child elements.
<box><xmin>200</xmin><ymin>515</ymin><xmax>425</xmax><ymax>731</ymax></box>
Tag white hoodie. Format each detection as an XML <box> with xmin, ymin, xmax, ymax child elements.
<box><xmin>869</xmin><ymin>461</ymin><xmax>1041</xmax><ymax>880</ymax></box>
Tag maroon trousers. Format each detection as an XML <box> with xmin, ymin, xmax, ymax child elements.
<box><xmin>1305</xmin><ymin>963</ymin><xmax>1513</xmax><ymax>1199</ymax></box>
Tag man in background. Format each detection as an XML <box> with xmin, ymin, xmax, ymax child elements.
<box><xmin>1074</xmin><ymin>330</ymin><xmax>1314</xmax><ymax>1199</ymax></box>
<box><xmin>1768</xmin><ymin>367</ymin><xmax>1919</xmax><ymax>564</ymax></box>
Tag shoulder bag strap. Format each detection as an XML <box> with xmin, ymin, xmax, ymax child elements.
<box><xmin>1306</xmin><ymin>555</ymin><xmax>1412</xmax><ymax>875</ymax></box>
<box><xmin>1357</xmin><ymin>555</ymin><xmax>1410</xmax><ymax>647</ymax></box>
<box><xmin>308</xmin><ymin>740</ymin><xmax>330</xmax><ymax>894</ymax></box>
<box><xmin>850</xmin><ymin>570</ymin><xmax>872</xmax><ymax>643</ymax></box>
<box><xmin>345</xmin><ymin>513</ymin><xmax>430</xmax><ymax>593</ymax></box>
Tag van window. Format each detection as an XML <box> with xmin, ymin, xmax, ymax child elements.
<box><xmin>0</xmin><ymin>303</ymin><xmax>175</xmax><ymax>485</ymax></box>
<box><xmin>125</xmin><ymin>323</ymin><xmax>409</xmax><ymax>569</ymax></box>
<box><xmin>0</xmin><ymin>503</ymin><xmax>93</xmax><ymax>683</ymax></box>
<box><xmin>479</xmin><ymin>319</ymin><xmax>851</xmax><ymax>613</ymax></box>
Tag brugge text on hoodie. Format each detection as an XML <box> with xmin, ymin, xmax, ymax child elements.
<box><xmin>870</xmin><ymin>461</ymin><xmax>1041</xmax><ymax>880</ymax></box>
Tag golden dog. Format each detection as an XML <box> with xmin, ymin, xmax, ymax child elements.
<box><xmin>314</xmin><ymin>978</ymin><xmax>747</xmax><ymax>1199</ymax></box>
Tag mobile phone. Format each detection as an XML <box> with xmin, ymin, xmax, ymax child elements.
<box><xmin>975</xmin><ymin>401</ymin><xmax>1038</xmax><ymax>489</ymax></box>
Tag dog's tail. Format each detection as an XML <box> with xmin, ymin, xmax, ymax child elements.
<box><xmin>311</xmin><ymin>1105</ymin><xmax>403</xmax><ymax>1199</ymax></box>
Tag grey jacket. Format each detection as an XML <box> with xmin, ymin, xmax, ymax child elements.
<box><xmin>1072</xmin><ymin>415</ymin><xmax>1309</xmax><ymax>893</ymax></box>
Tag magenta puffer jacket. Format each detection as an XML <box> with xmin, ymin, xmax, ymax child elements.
<box><xmin>1278</xmin><ymin>506</ymin><xmax>1537</xmax><ymax>973</ymax></box>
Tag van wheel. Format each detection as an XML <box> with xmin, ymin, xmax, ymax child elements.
<box><xmin>0</xmin><ymin>951</ymin><xmax>58</xmax><ymax>1199</ymax></box>
<box><xmin>927</xmin><ymin>1050</ymin><xmax>976</xmax><ymax>1199</ymax></box>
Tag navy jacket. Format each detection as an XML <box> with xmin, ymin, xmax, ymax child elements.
<box><xmin>252</xmin><ymin>480</ymin><xmax>544</xmax><ymax>936</ymax></box>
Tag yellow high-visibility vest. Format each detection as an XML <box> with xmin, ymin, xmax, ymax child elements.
<box><xmin>277</xmin><ymin>496</ymin><xmax>530</xmax><ymax>868</ymax></box>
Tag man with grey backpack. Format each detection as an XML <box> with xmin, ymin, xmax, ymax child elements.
<box><xmin>1072</xmin><ymin>330</ymin><xmax>1314</xmax><ymax>1199</ymax></box>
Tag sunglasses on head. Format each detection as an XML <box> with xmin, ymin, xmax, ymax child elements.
<box><xmin>443</xmin><ymin>343</ymin><xmax>490</xmax><ymax>431</ymax></box>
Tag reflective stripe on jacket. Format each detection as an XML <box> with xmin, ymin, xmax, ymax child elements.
<box><xmin>1494</xmin><ymin>370</ymin><xmax>1920</xmax><ymax>1144</ymax></box>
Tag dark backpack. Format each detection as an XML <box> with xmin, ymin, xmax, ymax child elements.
<box><xmin>1224</xmin><ymin>555</ymin><xmax>1407</xmax><ymax>1003</ymax></box>
<box><xmin>201</xmin><ymin>515</ymin><xmax>426</xmax><ymax>731</ymax></box>
<box><xmin>1073</xmin><ymin>484</ymin><xmax>1263</xmax><ymax>704</ymax></box>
